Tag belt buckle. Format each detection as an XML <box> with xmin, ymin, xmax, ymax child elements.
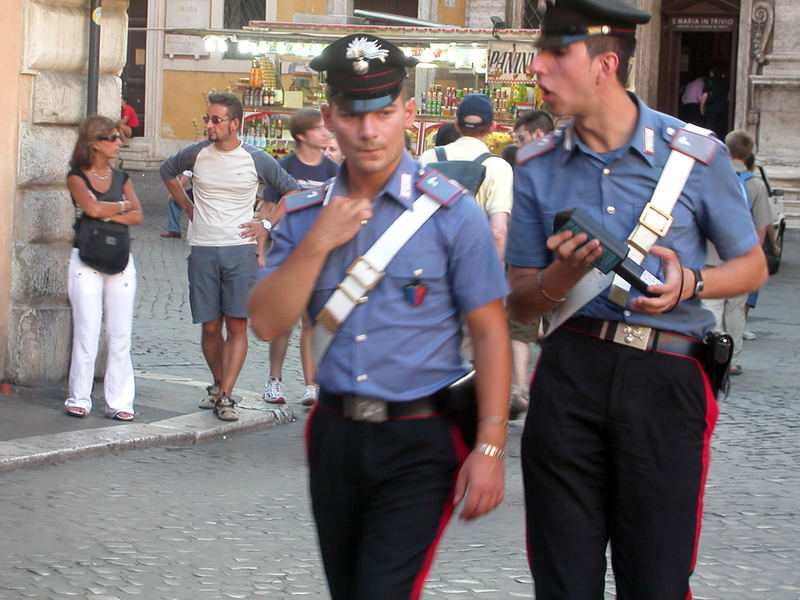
<box><xmin>347</xmin><ymin>255</ymin><xmax>385</xmax><ymax>291</ymax></box>
<box><xmin>343</xmin><ymin>396</ymin><xmax>388</xmax><ymax>423</ymax></box>
<box><xmin>638</xmin><ymin>202</ymin><xmax>674</xmax><ymax>237</ymax></box>
<box><xmin>612</xmin><ymin>323</ymin><xmax>652</xmax><ymax>351</ymax></box>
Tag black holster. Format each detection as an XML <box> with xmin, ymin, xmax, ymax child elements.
<box><xmin>433</xmin><ymin>371</ymin><xmax>478</xmax><ymax>448</ymax></box>
<box><xmin>702</xmin><ymin>332</ymin><xmax>734</xmax><ymax>398</ymax></box>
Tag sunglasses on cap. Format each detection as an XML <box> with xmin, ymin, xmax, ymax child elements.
<box><xmin>97</xmin><ymin>134</ymin><xmax>122</xmax><ymax>142</ymax></box>
<box><xmin>202</xmin><ymin>114</ymin><xmax>231</xmax><ymax>124</ymax></box>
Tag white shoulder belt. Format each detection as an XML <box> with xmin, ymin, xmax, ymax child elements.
<box><xmin>311</xmin><ymin>193</ymin><xmax>442</xmax><ymax>367</ymax></box>
<box><xmin>544</xmin><ymin>123</ymin><xmax>714</xmax><ymax>335</ymax></box>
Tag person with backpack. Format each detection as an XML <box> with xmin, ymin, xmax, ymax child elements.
<box><xmin>419</xmin><ymin>93</ymin><xmax>513</xmax><ymax>261</ymax></box>
<box><xmin>702</xmin><ymin>129</ymin><xmax>775</xmax><ymax>374</ymax></box>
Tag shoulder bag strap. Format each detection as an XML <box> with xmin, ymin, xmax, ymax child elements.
<box><xmin>544</xmin><ymin>123</ymin><xmax>714</xmax><ymax>335</ymax></box>
<box><xmin>311</xmin><ymin>193</ymin><xmax>443</xmax><ymax>367</ymax></box>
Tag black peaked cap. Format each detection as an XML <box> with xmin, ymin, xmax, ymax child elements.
<box><xmin>310</xmin><ymin>34</ymin><xmax>418</xmax><ymax>113</ymax></box>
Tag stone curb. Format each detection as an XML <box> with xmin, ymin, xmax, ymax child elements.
<box><xmin>0</xmin><ymin>404</ymin><xmax>295</xmax><ymax>474</ymax></box>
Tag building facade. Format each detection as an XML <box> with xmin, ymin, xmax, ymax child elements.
<box><xmin>1</xmin><ymin>0</ymin><xmax>129</xmax><ymax>384</ymax></box>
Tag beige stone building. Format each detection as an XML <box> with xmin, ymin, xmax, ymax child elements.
<box><xmin>129</xmin><ymin>0</ymin><xmax>798</xmax><ymax>192</ymax></box>
<box><xmin>2</xmin><ymin>0</ymin><xmax>129</xmax><ymax>385</ymax></box>
<box><xmin>1</xmin><ymin>0</ymin><xmax>798</xmax><ymax>384</ymax></box>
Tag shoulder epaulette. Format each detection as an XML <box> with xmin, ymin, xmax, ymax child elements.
<box><xmin>284</xmin><ymin>186</ymin><xmax>325</xmax><ymax>213</ymax></box>
<box><xmin>669</xmin><ymin>127</ymin><xmax>718</xmax><ymax>165</ymax></box>
<box><xmin>516</xmin><ymin>134</ymin><xmax>557</xmax><ymax>165</ymax></box>
<box><xmin>415</xmin><ymin>168</ymin><xmax>465</xmax><ymax>206</ymax></box>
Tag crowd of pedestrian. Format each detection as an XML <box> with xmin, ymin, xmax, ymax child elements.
<box><xmin>62</xmin><ymin>0</ymin><xmax>781</xmax><ymax>597</ymax></box>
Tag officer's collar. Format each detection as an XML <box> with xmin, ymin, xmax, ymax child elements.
<box><xmin>329</xmin><ymin>151</ymin><xmax>417</xmax><ymax>210</ymax></box>
<box><xmin>558</xmin><ymin>93</ymin><xmax>659</xmax><ymax>168</ymax></box>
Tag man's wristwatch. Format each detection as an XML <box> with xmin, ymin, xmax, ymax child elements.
<box><xmin>260</xmin><ymin>219</ymin><xmax>273</xmax><ymax>233</ymax></box>
<box><xmin>691</xmin><ymin>268</ymin><xmax>704</xmax><ymax>299</ymax></box>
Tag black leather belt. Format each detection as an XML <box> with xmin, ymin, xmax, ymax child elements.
<box><xmin>564</xmin><ymin>316</ymin><xmax>706</xmax><ymax>360</ymax></box>
<box><xmin>318</xmin><ymin>390</ymin><xmax>439</xmax><ymax>423</ymax></box>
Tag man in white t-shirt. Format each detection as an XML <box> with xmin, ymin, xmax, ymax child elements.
<box><xmin>160</xmin><ymin>92</ymin><xmax>298</xmax><ymax>421</ymax></box>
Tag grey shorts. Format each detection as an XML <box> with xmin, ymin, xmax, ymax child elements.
<box><xmin>187</xmin><ymin>245</ymin><xmax>258</xmax><ymax>323</ymax></box>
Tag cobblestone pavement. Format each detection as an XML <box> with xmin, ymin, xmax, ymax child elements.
<box><xmin>0</xmin><ymin>172</ymin><xmax>797</xmax><ymax>599</ymax></box>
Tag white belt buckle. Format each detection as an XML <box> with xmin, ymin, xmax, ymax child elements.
<box><xmin>612</xmin><ymin>324</ymin><xmax>652</xmax><ymax>351</ymax></box>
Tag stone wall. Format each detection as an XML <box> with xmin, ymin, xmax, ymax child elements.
<box><xmin>465</xmin><ymin>0</ymin><xmax>507</xmax><ymax>29</ymax></box>
<box><xmin>5</xmin><ymin>0</ymin><xmax>129</xmax><ymax>384</ymax></box>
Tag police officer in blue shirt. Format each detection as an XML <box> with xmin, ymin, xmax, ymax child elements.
<box><xmin>506</xmin><ymin>1</ymin><xmax>768</xmax><ymax>598</ymax></box>
<box><xmin>248</xmin><ymin>34</ymin><xmax>511</xmax><ymax>600</ymax></box>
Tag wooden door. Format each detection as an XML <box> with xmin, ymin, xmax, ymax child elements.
<box><xmin>657</xmin><ymin>0</ymin><xmax>740</xmax><ymax>136</ymax></box>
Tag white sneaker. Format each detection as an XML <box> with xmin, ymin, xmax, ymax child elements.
<box><xmin>263</xmin><ymin>376</ymin><xmax>286</xmax><ymax>404</ymax></box>
<box><xmin>301</xmin><ymin>385</ymin><xmax>318</xmax><ymax>407</ymax></box>
<box><xmin>742</xmin><ymin>330</ymin><xmax>756</xmax><ymax>341</ymax></box>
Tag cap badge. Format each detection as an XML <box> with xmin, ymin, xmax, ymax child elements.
<box><xmin>346</xmin><ymin>37</ymin><xmax>389</xmax><ymax>75</ymax></box>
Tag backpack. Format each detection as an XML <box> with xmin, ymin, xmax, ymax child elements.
<box><xmin>737</xmin><ymin>170</ymin><xmax>754</xmax><ymax>210</ymax></box>
<box><xmin>425</xmin><ymin>146</ymin><xmax>495</xmax><ymax>196</ymax></box>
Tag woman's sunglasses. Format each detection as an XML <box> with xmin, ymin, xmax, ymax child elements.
<box><xmin>97</xmin><ymin>134</ymin><xmax>122</xmax><ymax>142</ymax></box>
<box><xmin>202</xmin><ymin>114</ymin><xmax>231</xmax><ymax>124</ymax></box>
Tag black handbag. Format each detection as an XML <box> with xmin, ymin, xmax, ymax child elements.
<box><xmin>434</xmin><ymin>370</ymin><xmax>478</xmax><ymax>447</ymax></box>
<box><xmin>75</xmin><ymin>215</ymin><xmax>130</xmax><ymax>274</ymax></box>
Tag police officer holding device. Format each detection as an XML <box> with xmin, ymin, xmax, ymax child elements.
<box><xmin>506</xmin><ymin>0</ymin><xmax>768</xmax><ymax>598</ymax></box>
<box><xmin>248</xmin><ymin>34</ymin><xmax>510</xmax><ymax>600</ymax></box>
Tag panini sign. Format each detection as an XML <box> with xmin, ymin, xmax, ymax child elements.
<box><xmin>487</xmin><ymin>41</ymin><xmax>537</xmax><ymax>83</ymax></box>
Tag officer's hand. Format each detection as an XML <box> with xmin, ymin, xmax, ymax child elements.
<box><xmin>454</xmin><ymin>451</ymin><xmax>505</xmax><ymax>520</ymax></box>
<box><xmin>630</xmin><ymin>245</ymin><xmax>684</xmax><ymax>314</ymax></box>
<box><xmin>547</xmin><ymin>229</ymin><xmax>602</xmax><ymax>273</ymax></box>
<box><xmin>311</xmin><ymin>195</ymin><xmax>372</xmax><ymax>252</ymax></box>
<box><xmin>239</xmin><ymin>220</ymin><xmax>269</xmax><ymax>242</ymax></box>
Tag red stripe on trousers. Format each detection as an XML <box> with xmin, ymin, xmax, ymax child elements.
<box><xmin>409</xmin><ymin>422</ymin><xmax>470</xmax><ymax>600</ymax></box>
<box><xmin>686</xmin><ymin>357</ymin><xmax>719</xmax><ymax>600</ymax></box>
<box><xmin>303</xmin><ymin>402</ymin><xmax>318</xmax><ymax>465</ymax></box>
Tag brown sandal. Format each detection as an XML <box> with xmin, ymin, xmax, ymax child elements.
<box><xmin>214</xmin><ymin>396</ymin><xmax>239</xmax><ymax>421</ymax></box>
<box><xmin>65</xmin><ymin>406</ymin><xmax>87</xmax><ymax>418</ymax></box>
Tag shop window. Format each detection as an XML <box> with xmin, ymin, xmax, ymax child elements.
<box><xmin>355</xmin><ymin>0</ymin><xmax>418</xmax><ymax>19</ymax></box>
<box><xmin>224</xmin><ymin>0</ymin><xmax>265</xmax><ymax>59</ymax></box>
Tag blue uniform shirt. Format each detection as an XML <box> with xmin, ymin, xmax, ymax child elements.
<box><xmin>264</xmin><ymin>151</ymin><xmax>508</xmax><ymax>401</ymax></box>
<box><xmin>506</xmin><ymin>94</ymin><xmax>758</xmax><ymax>338</ymax></box>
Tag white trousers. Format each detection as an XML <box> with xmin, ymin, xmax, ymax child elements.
<box><xmin>703</xmin><ymin>293</ymin><xmax>747</xmax><ymax>361</ymax></box>
<box><xmin>65</xmin><ymin>248</ymin><xmax>137</xmax><ymax>415</ymax></box>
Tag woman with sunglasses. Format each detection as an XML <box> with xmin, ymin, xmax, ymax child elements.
<box><xmin>64</xmin><ymin>114</ymin><xmax>143</xmax><ymax>420</ymax></box>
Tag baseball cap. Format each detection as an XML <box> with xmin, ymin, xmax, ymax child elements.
<box><xmin>456</xmin><ymin>93</ymin><xmax>495</xmax><ymax>129</ymax></box>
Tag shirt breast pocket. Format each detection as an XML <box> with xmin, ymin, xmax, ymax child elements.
<box><xmin>384</xmin><ymin>253</ymin><xmax>447</xmax><ymax>309</ymax></box>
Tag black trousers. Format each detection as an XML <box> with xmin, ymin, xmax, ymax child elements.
<box><xmin>522</xmin><ymin>327</ymin><xmax>718</xmax><ymax>600</ymax></box>
<box><xmin>306</xmin><ymin>403</ymin><xmax>467</xmax><ymax>600</ymax></box>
